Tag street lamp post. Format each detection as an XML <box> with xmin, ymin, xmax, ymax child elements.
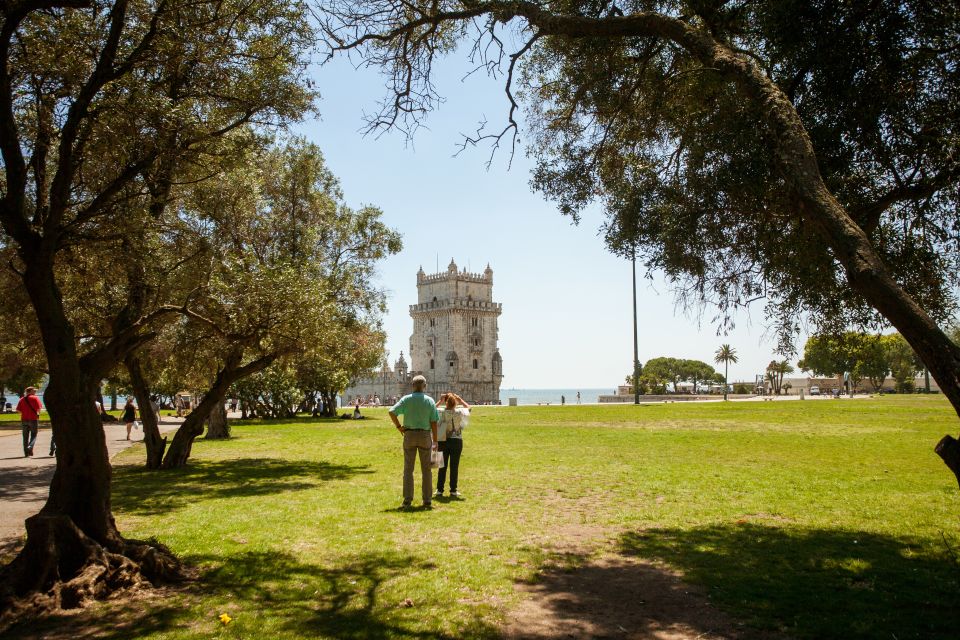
<box><xmin>632</xmin><ymin>249</ymin><xmax>640</xmax><ymax>405</ymax></box>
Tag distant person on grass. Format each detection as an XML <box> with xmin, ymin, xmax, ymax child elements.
<box><xmin>17</xmin><ymin>386</ymin><xmax>42</xmax><ymax>457</ymax></box>
<box><xmin>435</xmin><ymin>392</ymin><xmax>470</xmax><ymax>499</ymax></box>
<box><xmin>122</xmin><ymin>397</ymin><xmax>137</xmax><ymax>441</ymax></box>
<box><xmin>389</xmin><ymin>375</ymin><xmax>439</xmax><ymax>508</ymax></box>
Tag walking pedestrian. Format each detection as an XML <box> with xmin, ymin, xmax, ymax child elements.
<box><xmin>388</xmin><ymin>375</ymin><xmax>439</xmax><ymax>508</ymax></box>
<box><xmin>17</xmin><ymin>386</ymin><xmax>42</xmax><ymax>457</ymax></box>
<box><xmin>122</xmin><ymin>397</ymin><xmax>137</xmax><ymax>441</ymax></box>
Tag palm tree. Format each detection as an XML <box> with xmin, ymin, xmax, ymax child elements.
<box><xmin>714</xmin><ymin>344</ymin><xmax>738</xmax><ymax>401</ymax></box>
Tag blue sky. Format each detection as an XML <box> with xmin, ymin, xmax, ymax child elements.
<box><xmin>297</xmin><ymin>52</ymin><xmax>805</xmax><ymax>388</ymax></box>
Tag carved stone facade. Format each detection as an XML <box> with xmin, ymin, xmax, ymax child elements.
<box><xmin>341</xmin><ymin>352</ymin><xmax>411</xmax><ymax>406</ymax></box>
<box><xmin>342</xmin><ymin>259</ymin><xmax>503</xmax><ymax>405</ymax></box>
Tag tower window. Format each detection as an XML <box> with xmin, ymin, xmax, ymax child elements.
<box><xmin>430</xmin><ymin>318</ymin><xmax>435</xmax><ymax>327</ymax></box>
<box><xmin>430</xmin><ymin>359</ymin><xmax>434</xmax><ymax>369</ymax></box>
<box><xmin>473</xmin><ymin>359</ymin><xmax>478</xmax><ymax>369</ymax></box>
<box><xmin>474</xmin><ymin>338</ymin><xmax>480</xmax><ymax>347</ymax></box>
<box><xmin>472</xmin><ymin>318</ymin><xmax>478</xmax><ymax>327</ymax></box>
<box><xmin>428</xmin><ymin>338</ymin><xmax>433</xmax><ymax>348</ymax></box>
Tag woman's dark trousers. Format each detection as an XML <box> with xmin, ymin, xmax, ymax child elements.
<box><xmin>437</xmin><ymin>438</ymin><xmax>463</xmax><ymax>492</ymax></box>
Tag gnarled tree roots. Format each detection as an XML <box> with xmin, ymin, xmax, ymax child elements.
<box><xmin>0</xmin><ymin>513</ymin><xmax>186</xmax><ymax>629</ymax></box>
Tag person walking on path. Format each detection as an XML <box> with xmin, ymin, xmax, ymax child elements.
<box><xmin>17</xmin><ymin>386</ymin><xmax>42</xmax><ymax>457</ymax></box>
<box><xmin>122</xmin><ymin>397</ymin><xmax>138</xmax><ymax>441</ymax></box>
<box><xmin>435</xmin><ymin>392</ymin><xmax>470</xmax><ymax>498</ymax></box>
<box><xmin>388</xmin><ymin>375</ymin><xmax>439</xmax><ymax>508</ymax></box>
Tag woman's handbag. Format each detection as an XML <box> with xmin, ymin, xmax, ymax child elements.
<box><xmin>430</xmin><ymin>449</ymin><xmax>445</xmax><ymax>469</ymax></box>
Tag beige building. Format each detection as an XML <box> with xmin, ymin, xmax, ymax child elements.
<box><xmin>343</xmin><ymin>259</ymin><xmax>504</xmax><ymax>405</ymax></box>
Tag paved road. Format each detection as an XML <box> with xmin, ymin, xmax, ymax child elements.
<box><xmin>0</xmin><ymin>418</ymin><xmax>182</xmax><ymax>554</ymax></box>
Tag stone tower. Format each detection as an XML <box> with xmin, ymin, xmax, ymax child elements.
<box><xmin>409</xmin><ymin>259</ymin><xmax>503</xmax><ymax>403</ymax></box>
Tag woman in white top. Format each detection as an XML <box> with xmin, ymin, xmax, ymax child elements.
<box><xmin>435</xmin><ymin>392</ymin><xmax>470</xmax><ymax>498</ymax></box>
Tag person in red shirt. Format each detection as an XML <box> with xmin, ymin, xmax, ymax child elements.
<box><xmin>17</xmin><ymin>386</ymin><xmax>42</xmax><ymax>457</ymax></box>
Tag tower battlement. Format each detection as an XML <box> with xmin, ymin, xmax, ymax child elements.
<box><xmin>417</xmin><ymin>270</ymin><xmax>490</xmax><ymax>284</ymax></box>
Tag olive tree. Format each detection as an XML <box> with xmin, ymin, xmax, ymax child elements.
<box><xmin>0</xmin><ymin>0</ymin><xmax>313</xmax><ymax>616</ymax></box>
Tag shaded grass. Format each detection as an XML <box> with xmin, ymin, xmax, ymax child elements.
<box><xmin>6</xmin><ymin>395</ymin><xmax>960</xmax><ymax>639</ymax></box>
<box><xmin>620</xmin><ymin>523</ymin><xmax>958</xmax><ymax>638</ymax></box>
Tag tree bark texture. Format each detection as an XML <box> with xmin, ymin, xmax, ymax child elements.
<box><xmin>125</xmin><ymin>354</ymin><xmax>166</xmax><ymax>469</ymax></box>
<box><xmin>321</xmin><ymin>389</ymin><xmax>338</xmax><ymax>417</ymax></box>
<box><xmin>936</xmin><ymin>436</ymin><xmax>960</xmax><ymax>490</ymax></box>
<box><xmin>205</xmin><ymin>402</ymin><xmax>229</xmax><ymax>439</ymax></box>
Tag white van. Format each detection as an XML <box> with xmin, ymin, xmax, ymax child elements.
<box><xmin>809</xmin><ymin>386</ymin><xmax>820</xmax><ymax>395</ymax></box>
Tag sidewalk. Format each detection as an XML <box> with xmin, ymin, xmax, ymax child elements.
<box><xmin>0</xmin><ymin>417</ymin><xmax>182</xmax><ymax>554</ymax></box>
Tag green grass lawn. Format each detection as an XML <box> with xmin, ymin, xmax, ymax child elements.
<box><xmin>9</xmin><ymin>396</ymin><xmax>960</xmax><ymax>639</ymax></box>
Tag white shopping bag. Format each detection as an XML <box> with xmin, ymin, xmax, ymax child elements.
<box><xmin>430</xmin><ymin>449</ymin><xmax>445</xmax><ymax>469</ymax></box>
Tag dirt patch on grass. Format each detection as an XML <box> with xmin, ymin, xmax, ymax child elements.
<box><xmin>503</xmin><ymin>552</ymin><xmax>779</xmax><ymax>640</ymax></box>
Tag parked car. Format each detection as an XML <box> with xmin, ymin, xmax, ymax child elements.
<box><xmin>809</xmin><ymin>386</ymin><xmax>820</xmax><ymax>395</ymax></box>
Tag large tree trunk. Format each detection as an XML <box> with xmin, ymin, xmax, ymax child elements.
<box><xmin>321</xmin><ymin>389</ymin><xmax>338</xmax><ymax>417</ymax></box>
<box><xmin>205</xmin><ymin>402</ymin><xmax>229</xmax><ymax>439</ymax></box>
<box><xmin>125</xmin><ymin>354</ymin><xmax>166</xmax><ymax>469</ymax></box>
<box><xmin>162</xmin><ymin>351</ymin><xmax>279</xmax><ymax>468</ymax></box>
<box><xmin>0</xmin><ymin>262</ymin><xmax>181</xmax><ymax>624</ymax></box>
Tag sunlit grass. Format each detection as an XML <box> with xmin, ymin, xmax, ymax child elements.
<box><xmin>9</xmin><ymin>395</ymin><xmax>960</xmax><ymax>639</ymax></box>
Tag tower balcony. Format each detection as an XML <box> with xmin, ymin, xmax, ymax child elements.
<box><xmin>410</xmin><ymin>299</ymin><xmax>502</xmax><ymax>314</ymax></box>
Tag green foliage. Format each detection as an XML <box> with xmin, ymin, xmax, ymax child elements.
<box><xmin>800</xmin><ymin>332</ymin><xmax>919</xmax><ymax>391</ymax></box>
<box><xmin>765</xmin><ymin>359</ymin><xmax>794</xmax><ymax>395</ymax></box>
<box><xmin>295</xmin><ymin>319</ymin><xmax>385</xmax><ymax>416</ymax></box>
<box><xmin>884</xmin><ymin>333</ymin><xmax>922</xmax><ymax>393</ymax></box>
<box><xmin>524</xmin><ymin>1</ymin><xmax>960</xmax><ymax>341</ymax></box>
<box><xmin>234</xmin><ymin>361</ymin><xmax>301</xmax><ymax>419</ymax></box>
<box><xmin>641</xmin><ymin>356</ymin><xmax>719</xmax><ymax>392</ymax></box>
<box><xmin>714</xmin><ymin>344</ymin><xmax>737</xmax><ymax>399</ymax></box>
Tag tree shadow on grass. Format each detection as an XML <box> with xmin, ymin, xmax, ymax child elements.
<box><xmin>112</xmin><ymin>457</ymin><xmax>373</xmax><ymax>516</ymax></box>
<box><xmin>504</xmin><ymin>550</ymin><xmax>768</xmax><ymax>640</ymax></box>
<box><xmin>619</xmin><ymin>522</ymin><xmax>960</xmax><ymax>639</ymax></box>
<box><xmin>4</xmin><ymin>550</ymin><xmax>498</xmax><ymax>640</ymax></box>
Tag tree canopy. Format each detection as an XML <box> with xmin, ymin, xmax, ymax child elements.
<box><xmin>799</xmin><ymin>331</ymin><xmax>923</xmax><ymax>392</ymax></box>
<box><xmin>0</xmin><ymin>0</ymin><xmax>320</xmax><ymax>615</ymax></box>
<box><xmin>322</xmin><ymin>0</ymin><xmax>960</xmax><ymax>480</ymax></box>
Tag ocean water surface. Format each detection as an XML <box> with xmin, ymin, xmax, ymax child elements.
<box><xmin>498</xmin><ymin>388</ymin><xmax>612</xmax><ymax>406</ymax></box>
